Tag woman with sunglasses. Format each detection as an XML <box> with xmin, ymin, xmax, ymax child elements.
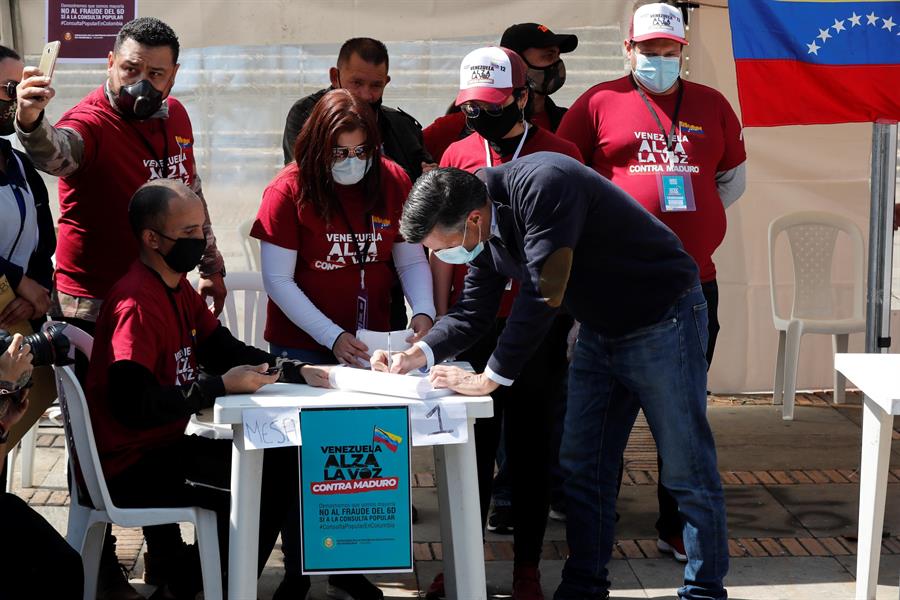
<box><xmin>251</xmin><ymin>88</ymin><xmax>434</xmax><ymax>600</ymax></box>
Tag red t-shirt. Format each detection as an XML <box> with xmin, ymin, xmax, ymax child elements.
<box><xmin>439</xmin><ymin>126</ymin><xmax>582</xmax><ymax>317</ymax></box>
<box><xmin>86</xmin><ymin>261</ymin><xmax>219</xmax><ymax>478</ymax></box>
<box><xmin>557</xmin><ymin>76</ymin><xmax>746</xmax><ymax>282</ymax></box>
<box><xmin>422</xmin><ymin>112</ymin><xmax>469</xmax><ymax>164</ymax></box>
<box><xmin>54</xmin><ymin>86</ymin><xmax>198</xmax><ymax>299</ymax></box>
<box><xmin>251</xmin><ymin>159</ymin><xmax>411</xmax><ymax>350</ymax></box>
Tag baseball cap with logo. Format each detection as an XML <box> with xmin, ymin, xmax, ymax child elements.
<box><xmin>629</xmin><ymin>2</ymin><xmax>689</xmax><ymax>45</ymax></box>
<box><xmin>455</xmin><ymin>46</ymin><xmax>528</xmax><ymax>106</ymax></box>
<box><xmin>500</xmin><ymin>23</ymin><xmax>578</xmax><ymax>55</ymax></box>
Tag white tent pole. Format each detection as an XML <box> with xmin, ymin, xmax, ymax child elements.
<box><xmin>865</xmin><ymin>121</ymin><xmax>898</xmax><ymax>355</ymax></box>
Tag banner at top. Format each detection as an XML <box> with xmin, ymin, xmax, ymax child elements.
<box><xmin>47</xmin><ymin>1</ymin><xmax>138</xmax><ymax>63</ymax></box>
<box><xmin>729</xmin><ymin>1</ymin><xmax>900</xmax><ymax>126</ymax></box>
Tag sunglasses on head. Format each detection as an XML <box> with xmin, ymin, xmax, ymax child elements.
<box><xmin>2</xmin><ymin>80</ymin><xmax>17</xmax><ymax>100</ymax></box>
<box><xmin>332</xmin><ymin>144</ymin><xmax>372</xmax><ymax>161</ymax></box>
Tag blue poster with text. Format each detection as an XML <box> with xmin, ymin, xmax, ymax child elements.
<box><xmin>300</xmin><ymin>406</ymin><xmax>412</xmax><ymax>574</ymax></box>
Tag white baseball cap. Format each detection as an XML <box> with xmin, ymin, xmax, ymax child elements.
<box><xmin>630</xmin><ymin>3</ymin><xmax>689</xmax><ymax>45</ymax></box>
<box><xmin>455</xmin><ymin>46</ymin><xmax>527</xmax><ymax>106</ymax></box>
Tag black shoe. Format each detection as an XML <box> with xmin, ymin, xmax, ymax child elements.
<box><xmin>327</xmin><ymin>574</ymin><xmax>384</xmax><ymax>600</ymax></box>
<box><xmin>487</xmin><ymin>504</ymin><xmax>514</xmax><ymax>534</ymax></box>
<box><xmin>273</xmin><ymin>572</ymin><xmax>311</xmax><ymax>600</ymax></box>
<box><xmin>158</xmin><ymin>543</ymin><xmax>203</xmax><ymax>600</ymax></box>
<box><xmin>97</xmin><ymin>560</ymin><xmax>144</xmax><ymax>600</ymax></box>
<box><xmin>143</xmin><ymin>540</ymin><xmax>193</xmax><ymax>586</ymax></box>
<box><xmin>548</xmin><ymin>504</ymin><xmax>567</xmax><ymax>522</ymax></box>
<box><xmin>412</xmin><ymin>503</ymin><xmax>419</xmax><ymax>524</ymax></box>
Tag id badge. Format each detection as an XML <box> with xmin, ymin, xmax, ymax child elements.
<box><xmin>657</xmin><ymin>172</ymin><xmax>696</xmax><ymax>212</ymax></box>
<box><xmin>356</xmin><ymin>289</ymin><xmax>368</xmax><ymax>331</ymax></box>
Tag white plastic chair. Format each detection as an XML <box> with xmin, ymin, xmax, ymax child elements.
<box><xmin>238</xmin><ymin>219</ymin><xmax>261</xmax><ymax>272</ymax></box>
<box><xmin>768</xmin><ymin>211</ymin><xmax>866</xmax><ymax>420</ymax></box>
<box><xmin>186</xmin><ymin>271</ymin><xmax>268</xmax><ymax>439</ymax></box>
<box><xmin>54</xmin><ymin>327</ymin><xmax>223</xmax><ymax>600</ymax></box>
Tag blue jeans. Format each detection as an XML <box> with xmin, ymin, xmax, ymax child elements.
<box><xmin>555</xmin><ymin>285</ymin><xmax>728</xmax><ymax>600</ymax></box>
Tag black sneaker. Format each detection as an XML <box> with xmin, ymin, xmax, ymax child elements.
<box><xmin>273</xmin><ymin>572</ymin><xmax>311</xmax><ymax>600</ymax></box>
<box><xmin>327</xmin><ymin>574</ymin><xmax>384</xmax><ymax>600</ymax></box>
<box><xmin>487</xmin><ymin>505</ymin><xmax>514</xmax><ymax>534</ymax></box>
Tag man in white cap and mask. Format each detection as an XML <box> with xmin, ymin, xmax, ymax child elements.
<box><xmin>556</xmin><ymin>1</ymin><xmax>741</xmax><ymax>598</ymax></box>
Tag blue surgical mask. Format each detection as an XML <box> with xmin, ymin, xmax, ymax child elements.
<box><xmin>332</xmin><ymin>156</ymin><xmax>371</xmax><ymax>185</ymax></box>
<box><xmin>632</xmin><ymin>53</ymin><xmax>681</xmax><ymax>94</ymax></box>
<box><xmin>434</xmin><ymin>218</ymin><xmax>484</xmax><ymax>265</ymax></box>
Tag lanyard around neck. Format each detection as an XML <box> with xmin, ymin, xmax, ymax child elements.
<box><xmin>631</xmin><ymin>75</ymin><xmax>684</xmax><ymax>153</ymax></box>
<box><xmin>332</xmin><ymin>200</ymin><xmax>373</xmax><ymax>290</ymax></box>
<box><xmin>484</xmin><ymin>121</ymin><xmax>530</xmax><ymax>167</ymax></box>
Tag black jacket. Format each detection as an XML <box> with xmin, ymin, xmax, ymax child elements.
<box><xmin>420</xmin><ymin>152</ymin><xmax>699</xmax><ymax>382</ymax></box>
<box><xmin>282</xmin><ymin>87</ymin><xmax>434</xmax><ymax>181</ymax></box>
<box><xmin>542</xmin><ymin>96</ymin><xmax>568</xmax><ymax>132</ymax></box>
<box><xmin>0</xmin><ymin>141</ymin><xmax>55</xmax><ymax>291</ymax></box>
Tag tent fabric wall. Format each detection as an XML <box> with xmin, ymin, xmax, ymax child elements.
<box><xmin>7</xmin><ymin>0</ymin><xmax>889</xmax><ymax>392</ymax></box>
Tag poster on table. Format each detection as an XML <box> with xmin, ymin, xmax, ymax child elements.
<box><xmin>299</xmin><ymin>406</ymin><xmax>412</xmax><ymax>574</ymax></box>
<box><xmin>46</xmin><ymin>1</ymin><xmax>138</xmax><ymax>62</ymax></box>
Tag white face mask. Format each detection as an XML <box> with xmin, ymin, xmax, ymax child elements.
<box><xmin>632</xmin><ymin>52</ymin><xmax>681</xmax><ymax>94</ymax></box>
<box><xmin>434</xmin><ymin>218</ymin><xmax>484</xmax><ymax>265</ymax></box>
<box><xmin>332</xmin><ymin>156</ymin><xmax>371</xmax><ymax>185</ymax></box>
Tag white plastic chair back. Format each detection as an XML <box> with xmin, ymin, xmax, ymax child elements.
<box><xmin>55</xmin><ymin>365</ymin><xmax>116</xmax><ymax>514</ymax></box>
<box><xmin>217</xmin><ymin>271</ymin><xmax>268</xmax><ymax>348</ymax></box>
<box><xmin>238</xmin><ymin>218</ymin><xmax>261</xmax><ymax>272</ymax></box>
<box><xmin>768</xmin><ymin>211</ymin><xmax>865</xmax><ymax>323</ymax></box>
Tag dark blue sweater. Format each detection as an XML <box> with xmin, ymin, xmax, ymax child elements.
<box><xmin>421</xmin><ymin>152</ymin><xmax>699</xmax><ymax>381</ymax></box>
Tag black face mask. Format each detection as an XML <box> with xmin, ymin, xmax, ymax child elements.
<box><xmin>467</xmin><ymin>100</ymin><xmax>523</xmax><ymax>145</ymax></box>
<box><xmin>0</xmin><ymin>99</ymin><xmax>15</xmax><ymax>136</ymax></box>
<box><xmin>115</xmin><ymin>79</ymin><xmax>164</xmax><ymax>120</ymax></box>
<box><xmin>154</xmin><ymin>231</ymin><xmax>206</xmax><ymax>274</ymax></box>
<box><xmin>527</xmin><ymin>59</ymin><xmax>566</xmax><ymax>96</ymax></box>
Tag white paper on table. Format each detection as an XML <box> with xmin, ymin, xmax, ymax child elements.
<box><xmin>242</xmin><ymin>407</ymin><xmax>301</xmax><ymax>450</ymax></box>
<box><xmin>410</xmin><ymin>401</ymin><xmax>468</xmax><ymax>446</ymax></box>
<box><xmin>328</xmin><ymin>365</ymin><xmax>454</xmax><ymax>400</ymax></box>
<box><xmin>355</xmin><ymin>328</ymin><xmax>414</xmax><ymax>368</ymax></box>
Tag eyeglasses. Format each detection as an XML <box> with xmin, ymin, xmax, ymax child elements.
<box><xmin>2</xmin><ymin>80</ymin><xmax>18</xmax><ymax>100</ymax></box>
<box><xmin>332</xmin><ymin>144</ymin><xmax>372</xmax><ymax>161</ymax></box>
<box><xmin>460</xmin><ymin>101</ymin><xmax>504</xmax><ymax>118</ymax></box>
<box><xmin>460</xmin><ymin>88</ymin><xmax>526</xmax><ymax>118</ymax></box>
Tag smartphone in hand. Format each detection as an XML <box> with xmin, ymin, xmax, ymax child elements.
<box><xmin>37</xmin><ymin>41</ymin><xmax>61</xmax><ymax>80</ymax></box>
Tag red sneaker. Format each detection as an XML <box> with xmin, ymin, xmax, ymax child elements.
<box><xmin>425</xmin><ymin>572</ymin><xmax>445</xmax><ymax>599</ymax></box>
<box><xmin>657</xmin><ymin>535</ymin><xmax>688</xmax><ymax>562</ymax></box>
<box><xmin>512</xmin><ymin>564</ymin><xmax>544</xmax><ymax>600</ymax></box>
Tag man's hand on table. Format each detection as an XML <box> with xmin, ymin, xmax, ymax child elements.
<box><xmin>222</xmin><ymin>363</ymin><xmax>279</xmax><ymax>394</ymax></box>
<box><xmin>371</xmin><ymin>346</ymin><xmax>427</xmax><ymax>374</ymax></box>
<box><xmin>300</xmin><ymin>365</ymin><xmax>332</xmax><ymax>388</ymax></box>
<box><xmin>429</xmin><ymin>365</ymin><xmax>499</xmax><ymax>396</ymax></box>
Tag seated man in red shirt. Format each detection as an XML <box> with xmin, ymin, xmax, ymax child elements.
<box><xmin>85</xmin><ymin>179</ymin><xmax>330</xmax><ymax>598</ymax></box>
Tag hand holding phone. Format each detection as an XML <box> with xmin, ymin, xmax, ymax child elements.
<box><xmin>16</xmin><ymin>41</ymin><xmax>60</xmax><ymax>131</ymax></box>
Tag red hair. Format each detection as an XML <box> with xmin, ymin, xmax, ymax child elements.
<box><xmin>294</xmin><ymin>88</ymin><xmax>383</xmax><ymax>220</ymax></box>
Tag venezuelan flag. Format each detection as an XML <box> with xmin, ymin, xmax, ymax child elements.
<box><xmin>373</xmin><ymin>427</ymin><xmax>403</xmax><ymax>452</ymax></box>
<box><xmin>729</xmin><ymin>1</ymin><xmax>900</xmax><ymax>125</ymax></box>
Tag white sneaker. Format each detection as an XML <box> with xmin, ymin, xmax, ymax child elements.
<box><xmin>657</xmin><ymin>537</ymin><xmax>688</xmax><ymax>562</ymax></box>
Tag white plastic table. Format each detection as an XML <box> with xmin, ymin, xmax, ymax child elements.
<box><xmin>199</xmin><ymin>382</ymin><xmax>493</xmax><ymax>600</ymax></box>
<box><xmin>834</xmin><ymin>353</ymin><xmax>900</xmax><ymax>600</ymax></box>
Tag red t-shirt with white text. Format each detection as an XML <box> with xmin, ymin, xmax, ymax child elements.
<box><xmin>440</xmin><ymin>126</ymin><xmax>582</xmax><ymax>317</ymax></box>
<box><xmin>54</xmin><ymin>86</ymin><xmax>199</xmax><ymax>299</ymax></box>
<box><xmin>86</xmin><ymin>261</ymin><xmax>219</xmax><ymax>478</ymax></box>
<box><xmin>557</xmin><ymin>76</ymin><xmax>746</xmax><ymax>282</ymax></box>
<box><xmin>251</xmin><ymin>159</ymin><xmax>411</xmax><ymax>350</ymax></box>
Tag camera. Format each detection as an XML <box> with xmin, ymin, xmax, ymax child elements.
<box><xmin>0</xmin><ymin>323</ymin><xmax>71</xmax><ymax>368</ymax></box>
